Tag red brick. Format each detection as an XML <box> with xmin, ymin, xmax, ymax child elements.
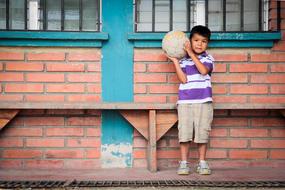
<box><xmin>45</xmin><ymin>150</ymin><xmax>84</xmax><ymax>158</ymax></box>
<box><xmin>27</xmin><ymin>52</ymin><xmax>65</xmax><ymax>61</ymax></box>
<box><xmin>168</xmin><ymin>139</ymin><xmax>180</xmax><ymax>147</ymax></box>
<box><xmin>270</xmin><ymin>150</ymin><xmax>285</xmax><ymax>159</ymax></box>
<box><xmin>212</xmin><ymin>84</ymin><xmax>227</xmax><ymax>94</ymax></box>
<box><xmin>0</xmin><ymin>73</ymin><xmax>24</xmax><ymax>81</ymax></box>
<box><xmin>67</xmin><ymin>95</ymin><xmax>101</xmax><ymax>102</ymax></box>
<box><xmin>3</xmin><ymin>150</ymin><xmax>42</xmax><ymax>158</ymax></box>
<box><xmin>147</xmin><ymin>63</ymin><xmax>175</xmax><ymax>73</ymax></box>
<box><xmin>230</xmin><ymin>85</ymin><xmax>268</xmax><ymax>94</ymax></box>
<box><xmin>24</xmin><ymin>160</ymin><xmax>64</xmax><ymax>169</ymax></box>
<box><xmin>46</xmin><ymin>84</ymin><xmax>84</xmax><ymax>93</ymax></box>
<box><xmin>25</xmin><ymin>117</ymin><xmax>64</xmax><ymax>126</ymax></box>
<box><xmin>67</xmin><ymin>73</ymin><xmax>101</xmax><ymax>82</ymax></box>
<box><xmin>157</xmin><ymin>139</ymin><xmax>167</xmax><ymax>148</ymax></box>
<box><xmin>210</xmin><ymin>139</ymin><xmax>247</xmax><ymax>148</ymax></box>
<box><xmin>251</xmin><ymin>74</ymin><xmax>285</xmax><ymax>84</ymax></box>
<box><xmin>230</xmin><ymin>110</ymin><xmax>269</xmax><ymax>117</ymax></box>
<box><xmin>87</xmin><ymin>63</ymin><xmax>101</xmax><ymax>72</ymax></box>
<box><xmin>67</xmin><ymin>117</ymin><xmax>101</xmax><ymax>126</ymax></box>
<box><xmin>134</xmin><ymin>73</ymin><xmax>167</xmax><ymax>83</ymax></box>
<box><xmin>214</xmin><ymin>63</ymin><xmax>227</xmax><ymax>73</ymax></box>
<box><xmin>229</xmin><ymin>150</ymin><xmax>267</xmax><ymax>159</ymax></box>
<box><xmin>86</xmin><ymin>149</ymin><xmax>101</xmax><ymax>158</ymax></box>
<box><xmin>230</xmin><ymin>129</ymin><xmax>268</xmax><ymax>137</ymax></box>
<box><xmin>134</xmin><ymin>149</ymin><xmax>146</xmax><ymax>159</ymax></box>
<box><xmin>26</xmin><ymin>139</ymin><xmax>64</xmax><ymax>147</ymax></box>
<box><xmin>167</xmin><ymin>74</ymin><xmax>180</xmax><ymax>83</ymax></box>
<box><xmin>157</xmin><ymin>150</ymin><xmax>180</xmax><ymax>159</ymax></box>
<box><xmin>0</xmin><ymin>63</ymin><xmax>3</xmax><ymax>71</ymax></box>
<box><xmin>85</xmin><ymin>110</ymin><xmax>101</xmax><ymax>115</ymax></box>
<box><xmin>212</xmin><ymin>118</ymin><xmax>248</xmax><ymax>127</ymax></box>
<box><xmin>250</xmin><ymin>96</ymin><xmax>285</xmax><ymax>103</ymax></box>
<box><xmin>46</xmin><ymin>109</ymin><xmax>85</xmax><ymax>115</ymax></box>
<box><xmin>213</xmin><ymin>96</ymin><xmax>247</xmax><ymax>103</ymax></box>
<box><xmin>133</xmin><ymin>159</ymin><xmax>147</xmax><ymax>168</ymax></box>
<box><xmin>134</xmin><ymin>63</ymin><xmax>146</xmax><ymax>72</ymax></box>
<box><xmin>269</xmin><ymin>59</ymin><xmax>285</xmax><ymax>71</ymax></box>
<box><xmin>168</xmin><ymin>95</ymin><xmax>178</xmax><ymax>103</ymax></box>
<box><xmin>0</xmin><ymin>138</ymin><xmax>23</xmax><ymax>147</ymax></box>
<box><xmin>46</xmin><ymin>128</ymin><xmax>84</xmax><ymax>137</ymax></box>
<box><xmin>207</xmin><ymin>150</ymin><xmax>227</xmax><ymax>158</ymax></box>
<box><xmin>26</xmin><ymin>73</ymin><xmax>64</xmax><ymax>82</ymax></box>
<box><xmin>272</xmin><ymin>40</ymin><xmax>285</xmax><ymax>51</ymax></box>
<box><xmin>209</xmin><ymin>128</ymin><xmax>227</xmax><ymax>137</ymax></box>
<box><xmin>67</xmin><ymin>138</ymin><xmax>100</xmax><ymax>147</ymax></box>
<box><xmin>68</xmin><ymin>52</ymin><xmax>100</xmax><ymax>61</ymax></box>
<box><xmin>271</xmin><ymin>85</ymin><xmax>285</xmax><ymax>94</ymax></box>
<box><xmin>46</xmin><ymin>63</ymin><xmax>85</xmax><ymax>72</ymax></box>
<box><xmin>251</xmin><ymin>140</ymin><xmax>285</xmax><ymax>148</ymax></box>
<box><xmin>5</xmin><ymin>84</ymin><xmax>43</xmax><ymax>93</ymax></box>
<box><xmin>134</xmin><ymin>85</ymin><xmax>147</xmax><ymax>94</ymax></box>
<box><xmin>86</xmin><ymin>128</ymin><xmax>101</xmax><ymax>137</ymax></box>
<box><xmin>134</xmin><ymin>52</ymin><xmax>167</xmax><ymax>62</ymax></box>
<box><xmin>271</xmin><ymin>129</ymin><xmax>285</xmax><ymax>137</ymax></box>
<box><xmin>0</xmin><ymin>95</ymin><xmax>23</xmax><ymax>101</ymax></box>
<box><xmin>251</xmin><ymin>118</ymin><xmax>285</xmax><ymax>127</ymax></box>
<box><xmin>133</xmin><ymin>137</ymin><xmax>147</xmax><ymax>148</ymax></box>
<box><xmin>214</xmin><ymin>110</ymin><xmax>229</xmax><ymax>116</ymax></box>
<box><xmin>64</xmin><ymin>160</ymin><xmax>100</xmax><ymax>169</ymax></box>
<box><xmin>0</xmin><ymin>52</ymin><xmax>24</xmax><ymax>60</ymax></box>
<box><xmin>6</xmin><ymin>62</ymin><xmax>44</xmax><ymax>71</ymax></box>
<box><xmin>212</xmin><ymin>74</ymin><xmax>248</xmax><ymax>83</ymax></box>
<box><xmin>25</xmin><ymin>95</ymin><xmax>65</xmax><ymax>102</ymax></box>
<box><xmin>87</xmin><ymin>84</ymin><xmax>101</xmax><ymax>93</ymax></box>
<box><xmin>149</xmin><ymin>85</ymin><xmax>178</xmax><ymax>94</ymax></box>
<box><xmin>1</xmin><ymin>128</ymin><xmax>42</xmax><ymax>137</ymax></box>
<box><xmin>251</xmin><ymin>53</ymin><xmax>285</xmax><ymax>62</ymax></box>
<box><xmin>134</xmin><ymin>95</ymin><xmax>167</xmax><ymax>103</ymax></box>
<box><xmin>230</xmin><ymin>64</ymin><xmax>268</xmax><ymax>73</ymax></box>
<box><xmin>0</xmin><ymin>160</ymin><xmax>22</xmax><ymax>169</ymax></box>
<box><xmin>213</xmin><ymin>54</ymin><xmax>248</xmax><ymax>62</ymax></box>
<box><xmin>20</xmin><ymin>110</ymin><xmax>45</xmax><ymax>116</ymax></box>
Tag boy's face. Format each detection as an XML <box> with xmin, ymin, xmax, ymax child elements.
<box><xmin>190</xmin><ymin>33</ymin><xmax>209</xmax><ymax>55</ymax></box>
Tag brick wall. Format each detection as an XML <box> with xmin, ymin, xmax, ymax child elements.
<box><xmin>133</xmin><ymin>1</ymin><xmax>285</xmax><ymax>169</ymax></box>
<box><xmin>0</xmin><ymin>109</ymin><xmax>101</xmax><ymax>169</ymax></box>
<box><xmin>0</xmin><ymin>48</ymin><xmax>101</xmax><ymax>102</ymax></box>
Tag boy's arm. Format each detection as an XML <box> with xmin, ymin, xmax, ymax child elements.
<box><xmin>167</xmin><ymin>56</ymin><xmax>187</xmax><ymax>84</ymax></box>
<box><xmin>184</xmin><ymin>41</ymin><xmax>210</xmax><ymax>75</ymax></box>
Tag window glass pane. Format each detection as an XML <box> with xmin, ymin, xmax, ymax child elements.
<box><xmin>27</xmin><ymin>0</ymin><xmax>41</xmax><ymax>30</ymax></box>
<box><xmin>64</xmin><ymin>0</ymin><xmax>79</xmax><ymax>31</ymax></box>
<box><xmin>226</xmin><ymin>0</ymin><xmax>241</xmax><ymax>31</ymax></box>
<box><xmin>137</xmin><ymin>0</ymin><xmax>152</xmax><ymax>31</ymax></box>
<box><xmin>0</xmin><ymin>0</ymin><xmax>6</xmax><ymax>29</ymax></box>
<box><xmin>47</xmin><ymin>0</ymin><xmax>61</xmax><ymax>30</ymax></box>
<box><xmin>208</xmin><ymin>0</ymin><xmax>223</xmax><ymax>31</ymax></box>
<box><xmin>173</xmin><ymin>0</ymin><xmax>186</xmax><ymax>31</ymax></box>
<box><xmin>82</xmin><ymin>0</ymin><xmax>98</xmax><ymax>31</ymax></box>
<box><xmin>244</xmin><ymin>0</ymin><xmax>259</xmax><ymax>31</ymax></box>
<box><xmin>9</xmin><ymin>0</ymin><xmax>25</xmax><ymax>29</ymax></box>
<box><xmin>155</xmin><ymin>0</ymin><xmax>169</xmax><ymax>31</ymax></box>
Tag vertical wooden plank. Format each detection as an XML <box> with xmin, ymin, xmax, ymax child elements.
<box><xmin>147</xmin><ymin>110</ymin><xmax>157</xmax><ymax>172</ymax></box>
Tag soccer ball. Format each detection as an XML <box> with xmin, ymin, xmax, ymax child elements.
<box><xmin>162</xmin><ymin>31</ymin><xmax>188</xmax><ymax>59</ymax></box>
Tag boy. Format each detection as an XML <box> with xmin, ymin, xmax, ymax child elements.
<box><xmin>167</xmin><ymin>25</ymin><xmax>214</xmax><ymax>175</ymax></box>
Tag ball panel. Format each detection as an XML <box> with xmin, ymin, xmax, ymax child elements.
<box><xmin>162</xmin><ymin>31</ymin><xmax>188</xmax><ymax>59</ymax></box>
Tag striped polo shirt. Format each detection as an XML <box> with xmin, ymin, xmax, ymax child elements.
<box><xmin>177</xmin><ymin>52</ymin><xmax>214</xmax><ymax>104</ymax></box>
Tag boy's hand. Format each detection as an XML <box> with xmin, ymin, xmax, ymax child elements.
<box><xmin>165</xmin><ymin>53</ymin><xmax>179</xmax><ymax>63</ymax></box>
<box><xmin>184</xmin><ymin>40</ymin><xmax>194</xmax><ymax>56</ymax></box>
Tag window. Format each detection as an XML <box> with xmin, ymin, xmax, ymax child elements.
<box><xmin>0</xmin><ymin>0</ymin><xmax>100</xmax><ymax>31</ymax></box>
<box><xmin>135</xmin><ymin>0</ymin><xmax>275</xmax><ymax>32</ymax></box>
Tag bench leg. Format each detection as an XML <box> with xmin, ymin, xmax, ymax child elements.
<box><xmin>147</xmin><ymin>110</ymin><xmax>157</xmax><ymax>172</ymax></box>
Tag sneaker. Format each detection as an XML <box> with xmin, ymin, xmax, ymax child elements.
<box><xmin>177</xmin><ymin>161</ymin><xmax>190</xmax><ymax>175</ymax></box>
<box><xmin>196</xmin><ymin>160</ymin><xmax>211</xmax><ymax>175</ymax></box>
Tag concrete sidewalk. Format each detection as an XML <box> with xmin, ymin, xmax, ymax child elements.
<box><xmin>1</xmin><ymin>167</ymin><xmax>284</xmax><ymax>181</ymax></box>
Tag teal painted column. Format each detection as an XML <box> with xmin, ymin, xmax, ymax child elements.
<box><xmin>101</xmin><ymin>0</ymin><xmax>134</xmax><ymax>167</ymax></box>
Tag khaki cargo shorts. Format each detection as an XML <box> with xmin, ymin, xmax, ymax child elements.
<box><xmin>177</xmin><ymin>103</ymin><xmax>213</xmax><ymax>143</ymax></box>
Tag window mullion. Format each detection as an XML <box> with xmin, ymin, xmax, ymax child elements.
<box><xmin>24</xmin><ymin>0</ymin><xmax>27</xmax><ymax>30</ymax></box>
<box><xmin>205</xmin><ymin>0</ymin><xmax>208</xmax><ymax>27</ymax></box>
<box><xmin>187</xmin><ymin>0</ymin><xmax>190</xmax><ymax>31</ymax></box>
<box><xmin>223</xmin><ymin>0</ymin><xmax>226</xmax><ymax>31</ymax></box>
<box><xmin>240</xmin><ymin>0</ymin><xmax>244</xmax><ymax>31</ymax></box>
<box><xmin>6</xmin><ymin>0</ymin><xmax>9</xmax><ymax>29</ymax></box>
<box><xmin>61</xmin><ymin>0</ymin><xmax>64</xmax><ymax>31</ymax></box>
<box><xmin>152</xmin><ymin>0</ymin><xmax>155</xmax><ymax>32</ymax></box>
<box><xmin>169</xmin><ymin>0</ymin><xmax>173</xmax><ymax>31</ymax></box>
<box><xmin>79</xmin><ymin>0</ymin><xmax>82</xmax><ymax>31</ymax></box>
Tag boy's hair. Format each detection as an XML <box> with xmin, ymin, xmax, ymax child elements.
<box><xmin>190</xmin><ymin>25</ymin><xmax>211</xmax><ymax>41</ymax></box>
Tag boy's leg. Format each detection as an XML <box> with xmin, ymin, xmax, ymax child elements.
<box><xmin>198</xmin><ymin>143</ymin><xmax>207</xmax><ymax>161</ymax></box>
<box><xmin>180</xmin><ymin>142</ymin><xmax>190</xmax><ymax>161</ymax></box>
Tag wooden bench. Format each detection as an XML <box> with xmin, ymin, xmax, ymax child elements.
<box><xmin>0</xmin><ymin>102</ymin><xmax>285</xmax><ymax>172</ymax></box>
